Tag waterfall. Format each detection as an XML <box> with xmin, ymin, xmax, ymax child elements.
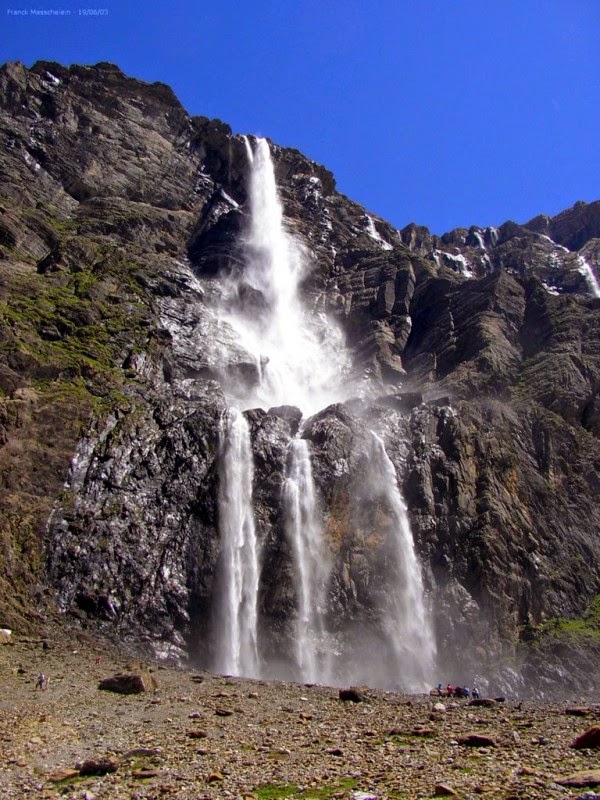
<box><xmin>284</xmin><ymin>438</ymin><xmax>332</xmax><ymax>683</ymax></box>
<box><xmin>367</xmin><ymin>433</ymin><xmax>436</xmax><ymax>690</ymax></box>
<box><xmin>213</xmin><ymin>408</ymin><xmax>260</xmax><ymax>678</ymax></box>
<box><xmin>220</xmin><ymin>137</ymin><xmax>350</xmax><ymax>414</ymax></box>
<box><xmin>212</xmin><ymin>136</ymin><xmax>348</xmax><ymax>678</ymax></box>
<box><xmin>210</xmin><ymin>137</ymin><xmax>436</xmax><ymax>689</ymax></box>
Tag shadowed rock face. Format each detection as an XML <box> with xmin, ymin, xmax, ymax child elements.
<box><xmin>1</xmin><ymin>60</ymin><xmax>599</xmax><ymax>696</ymax></box>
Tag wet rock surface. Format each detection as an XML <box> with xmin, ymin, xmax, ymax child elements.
<box><xmin>2</xmin><ymin>633</ymin><xmax>600</xmax><ymax>800</ymax></box>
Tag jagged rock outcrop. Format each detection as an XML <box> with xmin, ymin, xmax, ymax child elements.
<box><xmin>1</xmin><ymin>60</ymin><xmax>599</xmax><ymax>695</ymax></box>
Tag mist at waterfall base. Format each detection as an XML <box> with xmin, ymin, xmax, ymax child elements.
<box><xmin>207</xmin><ymin>137</ymin><xmax>436</xmax><ymax>691</ymax></box>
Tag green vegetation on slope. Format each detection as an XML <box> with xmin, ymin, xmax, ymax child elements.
<box><xmin>538</xmin><ymin>594</ymin><xmax>600</xmax><ymax>642</ymax></box>
<box><xmin>0</xmin><ymin>210</ymin><xmax>162</xmax><ymax>629</ymax></box>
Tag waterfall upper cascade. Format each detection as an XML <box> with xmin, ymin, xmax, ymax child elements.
<box><xmin>213</xmin><ymin>136</ymin><xmax>435</xmax><ymax>688</ymax></box>
<box><xmin>218</xmin><ymin>137</ymin><xmax>350</xmax><ymax>413</ymax></box>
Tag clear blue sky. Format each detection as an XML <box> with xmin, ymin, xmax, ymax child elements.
<box><xmin>2</xmin><ymin>0</ymin><xmax>599</xmax><ymax>234</ymax></box>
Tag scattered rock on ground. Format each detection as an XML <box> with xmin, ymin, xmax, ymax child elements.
<box><xmin>2</xmin><ymin>632</ymin><xmax>599</xmax><ymax>800</ymax></box>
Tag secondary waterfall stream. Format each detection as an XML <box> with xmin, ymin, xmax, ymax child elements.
<box><xmin>367</xmin><ymin>433</ymin><xmax>436</xmax><ymax>690</ymax></box>
<box><xmin>213</xmin><ymin>136</ymin><xmax>435</xmax><ymax>686</ymax></box>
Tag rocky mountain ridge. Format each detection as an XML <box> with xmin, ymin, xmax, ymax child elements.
<box><xmin>1</xmin><ymin>60</ymin><xmax>599</xmax><ymax>697</ymax></box>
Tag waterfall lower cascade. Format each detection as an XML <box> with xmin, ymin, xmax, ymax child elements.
<box><xmin>284</xmin><ymin>438</ymin><xmax>332</xmax><ymax>684</ymax></box>
<box><xmin>367</xmin><ymin>433</ymin><xmax>436</xmax><ymax>691</ymax></box>
<box><xmin>212</xmin><ymin>408</ymin><xmax>260</xmax><ymax>678</ymax></box>
<box><xmin>212</xmin><ymin>136</ymin><xmax>435</xmax><ymax>688</ymax></box>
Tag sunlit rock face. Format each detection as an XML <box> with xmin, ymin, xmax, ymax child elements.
<box><xmin>1</xmin><ymin>60</ymin><xmax>600</xmax><ymax>697</ymax></box>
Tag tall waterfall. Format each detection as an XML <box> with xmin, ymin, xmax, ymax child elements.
<box><xmin>284</xmin><ymin>438</ymin><xmax>332</xmax><ymax>683</ymax></box>
<box><xmin>212</xmin><ymin>136</ymin><xmax>435</xmax><ymax>688</ymax></box>
<box><xmin>214</xmin><ymin>136</ymin><xmax>349</xmax><ymax>681</ymax></box>
<box><xmin>213</xmin><ymin>408</ymin><xmax>260</xmax><ymax>678</ymax></box>
<box><xmin>367</xmin><ymin>433</ymin><xmax>436</xmax><ymax>690</ymax></box>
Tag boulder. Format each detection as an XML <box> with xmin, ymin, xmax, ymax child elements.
<box><xmin>187</xmin><ymin>729</ymin><xmax>208</xmax><ymax>739</ymax></box>
<box><xmin>571</xmin><ymin>726</ymin><xmax>600</xmax><ymax>749</ymax></box>
<box><xmin>339</xmin><ymin>687</ymin><xmax>367</xmax><ymax>703</ymax></box>
<box><xmin>98</xmin><ymin>671</ymin><xmax>159</xmax><ymax>694</ymax></box>
<box><xmin>78</xmin><ymin>757</ymin><xmax>118</xmax><ymax>776</ymax></box>
<box><xmin>434</xmin><ymin>785</ymin><xmax>457</xmax><ymax>797</ymax></box>
<box><xmin>412</xmin><ymin>726</ymin><xmax>436</xmax><ymax>737</ymax></box>
<box><xmin>556</xmin><ymin>770</ymin><xmax>600</xmax><ymax>788</ymax></box>
<box><xmin>458</xmin><ymin>734</ymin><xmax>496</xmax><ymax>747</ymax></box>
<box><xmin>132</xmin><ymin>769</ymin><xmax>160</xmax><ymax>779</ymax></box>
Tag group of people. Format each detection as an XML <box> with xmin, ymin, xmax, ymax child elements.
<box><xmin>434</xmin><ymin>683</ymin><xmax>480</xmax><ymax>699</ymax></box>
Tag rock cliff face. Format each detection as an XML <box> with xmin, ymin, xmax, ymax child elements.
<box><xmin>1</xmin><ymin>61</ymin><xmax>599</xmax><ymax>696</ymax></box>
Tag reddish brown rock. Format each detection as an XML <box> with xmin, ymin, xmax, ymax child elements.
<box><xmin>132</xmin><ymin>769</ymin><xmax>160</xmax><ymax>779</ymax></box>
<box><xmin>98</xmin><ymin>671</ymin><xmax>158</xmax><ymax>694</ymax></box>
<box><xmin>47</xmin><ymin>768</ymin><xmax>79</xmax><ymax>783</ymax></box>
<box><xmin>458</xmin><ymin>734</ymin><xmax>496</xmax><ymax>747</ymax></box>
<box><xmin>570</xmin><ymin>725</ymin><xmax>600</xmax><ymax>749</ymax></box>
<box><xmin>412</xmin><ymin>726</ymin><xmax>436</xmax><ymax>737</ymax></box>
<box><xmin>556</xmin><ymin>769</ymin><xmax>600</xmax><ymax>788</ymax></box>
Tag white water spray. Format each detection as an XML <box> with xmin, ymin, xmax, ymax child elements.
<box><xmin>220</xmin><ymin>137</ymin><xmax>350</xmax><ymax>413</ymax></box>
<box><xmin>576</xmin><ymin>255</ymin><xmax>600</xmax><ymax>299</ymax></box>
<box><xmin>213</xmin><ymin>408</ymin><xmax>260</xmax><ymax>678</ymax></box>
<box><xmin>284</xmin><ymin>438</ymin><xmax>332</xmax><ymax>682</ymax></box>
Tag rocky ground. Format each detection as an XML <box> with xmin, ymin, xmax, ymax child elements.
<box><xmin>1</xmin><ymin>629</ymin><xmax>599</xmax><ymax>800</ymax></box>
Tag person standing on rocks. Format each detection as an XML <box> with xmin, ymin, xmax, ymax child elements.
<box><xmin>35</xmin><ymin>673</ymin><xmax>48</xmax><ymax>690</ymax></box>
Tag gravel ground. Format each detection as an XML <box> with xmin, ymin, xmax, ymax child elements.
<box><xmin>1</xmin><ymin>628</ymin><xmax>599</xmax><ymax>800</ymax></box>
